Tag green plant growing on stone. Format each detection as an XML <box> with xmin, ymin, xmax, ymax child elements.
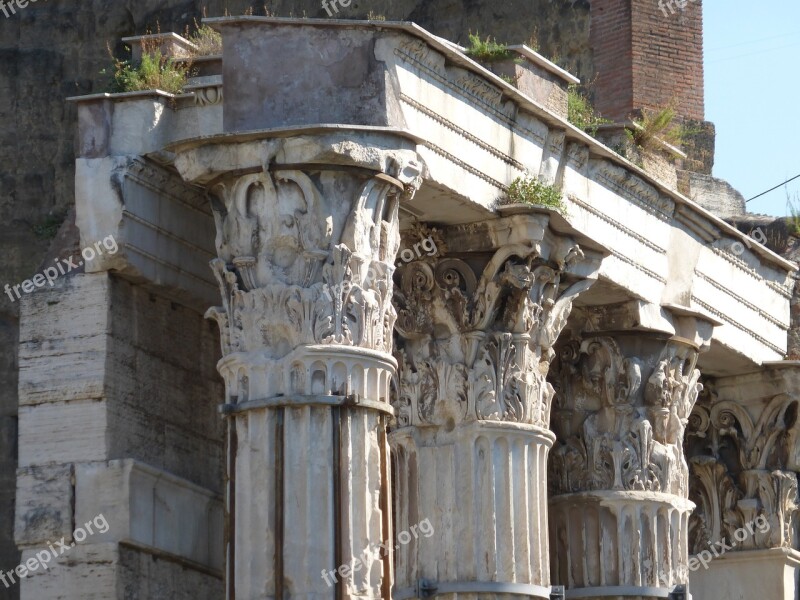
<box><xmin>527</xmin><ymin>28</ymin><xmax>540</xmax><ymax>52</ymax></box>
<box><xmin>107</xmin><ymin>43</ymin><xmax>190</xmax><ymax>95</ymax></box>
<box><xmin>33</xmin><ymin>213</ymin><xmax>66</xmax><ymax>240</ymax></box>
<box><xmin>627</xmin><ymin>104</ymin><xmax>696</xmax><ymax>152</ymax></box>
<box><xmin>505</xmin><ymin>174</ymin><xmax>567</xmax><ymax>214</ymax></box>
<box><xmin>366</xmin><ymin>11</ymin><xmax>386</xmax><ymax>20</ymax></box>
<box><xmin>567</xmin><ymin>85</ymin><xmax>610</xmax><ymax>137</ymax></box>
<box><xmin>465</xmin><ymin>32</ymin><xmax>511</xmax><ymax>61</ymax></box>
<box><xmin>499</xmin><ymin>73</ymin><xmax>517</xmax><ymax>85</ymax></box>
<box><xmin>787</xmin><ymin>193</ymin><xmax>800</xmax><ymax>236</ymax></box>
<box><xmin>187</xmin><ymin>19</ymin><xmax>222</xmax><ymax>56</ymax></box>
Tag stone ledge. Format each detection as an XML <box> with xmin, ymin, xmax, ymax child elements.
<box><xmin>74</xmin><ymin>459</ymin><xmax>223</xmax><ymax>572</ymax></box>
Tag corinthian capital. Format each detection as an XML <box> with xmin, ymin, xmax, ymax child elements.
<box><xmin>548</xmin><ymin>303</ymin><xmax>718</xmax><ymax>498</ymax></box>
<box><xmin>550</xmin><ymin>334</ymin><xmax>702</xmax><ymax>496</ymax></box>
<box><xmin>173</xmin><ymin>131</ymin><xmax>423</xmax><ymax>402</ymax></box>
<box><xmin>686</xmin><ymin>377</ymin><xmax>800</xmax><ymax>553</ymax></box>
<box><xmin>392</xmin><ymin>216</ymin><xmax>599</xmax><ymax>429</ymax></box>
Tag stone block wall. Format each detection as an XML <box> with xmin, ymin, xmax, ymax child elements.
<box><xmin>14</xmin><ymin>272</ymin><xmax>223</xmax><ymax>599</ymax></box>
<box><xmin>0</xmin><ymin>318</ymin><xmax>19</xmax><ymax>600</ymax></box>
<box><xmin>104</xmin><ymin>277</ymin><xmax>224</xmax><ymax>491</ymax></box>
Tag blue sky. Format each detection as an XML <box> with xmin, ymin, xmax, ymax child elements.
<box><xmin>704</xmin><ymin>2</ymin><xmax>800</xmax><ymax>217</ymax></box>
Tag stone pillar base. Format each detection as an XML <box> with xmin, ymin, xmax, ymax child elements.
<box><xmin>689</xmin><ymin>547</ymin><xmax>800</xmax><ymax>600</ymax></box>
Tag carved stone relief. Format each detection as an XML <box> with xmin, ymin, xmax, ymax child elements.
<box><xmin>550</xmin><ymin>335</ymin><xmax>702</xmax><ymax>497</ymax></box>
<box><xmin>392</xmin><ymin>235</ymin><xmax>590</xmax><ymax>429</ymax></box>
<box><xmin>686</xmin><ymin>383</ymin><xmax>800</xmax><ymax>553</ymax></box>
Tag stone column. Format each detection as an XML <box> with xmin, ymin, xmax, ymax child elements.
<box><xmin>548</xmin><ymin>304</ymin><xmax>715</xmax><ymax>599</ymax></box>
<box><xmin>685</xmin><ymin>365</ymin><xmax>800</xmax><ymax>600</ymax></box>
<box><xmin>174</xmin><ymin>132</ymin><xmax>423</xmax><ymax>599</ymax></box>
<box><xmin>390</xmin><ymin>213</ymin><xmax>602</xmax><ymax>600</ymax></box>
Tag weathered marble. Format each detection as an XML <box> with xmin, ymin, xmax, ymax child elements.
<box><xmin>20</xmin><ymin>17</ymin><xmax>800</xmax><ymax>600</ymax></box>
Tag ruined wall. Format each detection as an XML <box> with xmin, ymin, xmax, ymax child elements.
<box><xmin>0</xmin><ymin>0</ymin><xmax>721</xmax><ymax>592</ymax></box>
<box><xmin>16</xmin><ymin>272</ymin><xmax>223</xmax><ymax>598</ymax></box>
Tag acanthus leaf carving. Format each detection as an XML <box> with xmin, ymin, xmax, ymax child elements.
<box><xmin>550</xmin><ymin>336</ymin><xmax>702</xmax><ymax>496</ymax></box>
<box><xmin>686</xmin><ymin>386</ymin><xmax>800</xmax><ymax>553</ymax></box>
<box><xmin>393</xmin><ymin>237</ymin><xmax>590</xmax><ymax>429</ymax></box>
<box><xmin>206</xmin><ymin>166</ymin><xmax>413</xmax><ymax>368</ymax></box>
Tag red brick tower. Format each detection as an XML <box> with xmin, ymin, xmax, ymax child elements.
<box><xmin>589</xmin><ymin>0</ymin><xmax>704</xmax><ymax>123</ymax></box>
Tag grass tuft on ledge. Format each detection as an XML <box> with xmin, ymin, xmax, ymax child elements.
<box><xmin>464</xmin><ymin>32</ymin><xmax>512</xmax><ymax>62</ymax></box>
<box><xmin>503</xmin><ymin>175</ymin><xmax>567</xmax><ymax>215</ymax></box>
<box><xmin>106</xmin><ymin>46</ymin><xmax>190</xmax><ymax>95</ymax></box>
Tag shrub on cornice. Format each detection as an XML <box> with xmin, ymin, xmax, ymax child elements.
<box><xmin>107</xmin><ymin>46</ymin><xmax>190</xmax><ymax>95</ymax></box>
<box><xmin>787</xmin><ymin>193</ymin><xmax>800</xmax><ymax>237</ymax></box>
<box><xmin>627</xmin><ymin>104</ymin><xmax>700</xmax><ymax>152</ymax></box>
<box><xmin>504</xmin><ymin>175</ymin><xmax>567</xmax><ymax>215</ymax></box>
<box><xmin>567</xmin><ymin>85</ymin><xmax>610</xmax><ymax>137</ymax></box>
<box><xmin>188</xmin><ymin>22</ymin><xmax>222</xmax><ymax>56</ymax></box>
<box><xmin>465</xmin><ymin>32</ymin><xmax>512</xmax><ymax>62</ymax></box>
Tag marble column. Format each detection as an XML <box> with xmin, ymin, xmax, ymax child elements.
<box><xmin>548</xmin><ymin>304</ymin><xmax>715</xmax><ymax>599</ymax></box>
<box><xmin>175</xmin><ymin>132</ymin><xmax>423</xmax><ymax>599</ymax></box>
<box><xmin>685</xmin><ymin>365</ymin><xmax>800</xmax><ymax>600</ymax></box>
<box><xmin>390</xmin><ymin>213</ymin><xmax>602</xmax><ymax>600</ymax></box>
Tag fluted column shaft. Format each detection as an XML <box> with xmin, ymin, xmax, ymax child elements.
<box><xmin>175</xmin><ymin>133</ymin><xmax>423</xmax><ymax>599</ymax></box>
<box><xmin>391</xmin><ymin>218</ymin><xmax>600</xmax><ymax>599</ymax></box>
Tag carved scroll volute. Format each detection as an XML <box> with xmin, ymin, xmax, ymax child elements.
<box><xmin>687</xmin><ymin>384</ymin><xmax>800</xmax><ymax>553</ymax></box>
<box><xmin>393</xmin><ymin>238</ymin><xmax>593</xmax><ymax>430</ymax></box>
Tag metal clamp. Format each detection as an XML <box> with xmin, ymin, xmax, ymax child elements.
<box><xmin>218</xmin><ymin>393</ymin><xmax>395</xmax><ymax>417</ymax></box>
<box><xmin>418</xmin><ymin>579</ymin><xmax>438</xmax><ymax>598</ymax></box>
<box><xmin>669</xmin><ymin>584</ymin><xmax>688</xmax><ymax>600</ymax></box>
<box><xmin>551</xmin><ymin>585</ymin><xmax>566</xmax><ymax>600</ymax></box>
<box><xmin>411</xmin><ymin>579</ymin><xmax>554</xmax><ymax>598</ymax></box>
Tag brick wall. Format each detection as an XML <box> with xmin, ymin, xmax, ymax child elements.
<box><xmin>589</xmin><ymin>0</ymin><xmax>634</xmax><ymax>122</ymax></box>
<box><xmin>590</xmin><ymin>0</ymin><xmax>704</xmax><ymax>122</ymax></box>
